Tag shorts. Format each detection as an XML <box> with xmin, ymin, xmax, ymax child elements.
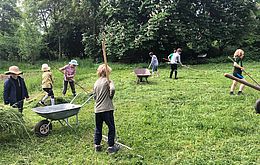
<box><xmin>233</xmin><ymin>73</ymin><xmax>244</xmax><ymax>79</ymax></box>
<box><xmin>43</xmin><ymin>88</ymin><xmax>54</xmax><ymax>97</ymax></box>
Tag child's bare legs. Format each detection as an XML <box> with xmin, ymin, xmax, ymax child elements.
<box><xmin>238</xmin><ymin>79</ymin><xmax>246</xmax><ymax>94</ymax></box>
<box><xmin>230</xmin><ymin>80</ymin><xmax>237</xmax><ymax>95</ymax></box>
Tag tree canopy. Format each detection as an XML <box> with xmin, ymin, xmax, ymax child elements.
<box><xmin>0</xmin><ymin>0</ymin><xmax>259</xmax><ymax>63</ymax></box>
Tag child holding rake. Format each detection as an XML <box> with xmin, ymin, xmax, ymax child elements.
<box><xmin>39</xmin><ymin>64</ymin><xmax>55</xmax><ymax>106</ymax></box>
<box><xmin>93</xmin><ymin>64</ymin><xmax>119</xmax><ymax>153</ymax></box>
<box><xmin>3</xmin><ymin>66</ymin><xmax>29</xmax><ymax>113</ymax></box>
<box><xmin>230</xmin><ymin>49</ymin><xmax>247</xmax><ymax>95</ymax></box>
<box><xmin>59</xmin><ymin>60</ymin><xmax>78</xmax><ymax>97</ymax></box>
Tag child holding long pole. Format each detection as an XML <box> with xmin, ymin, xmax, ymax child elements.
<box><xmin>230</xmin><ymin>49</ymin><xmax>247</xmax><ymax>95</ymax></box>
<box><xmin>93</xmin><ymin>64</ymin><xmax>119</xmax><ymax>153</ymax></box>
<box><xmin>93</xmin><ymin>37</ymin><xmax>119</xmax><ymax>153</ymax></box>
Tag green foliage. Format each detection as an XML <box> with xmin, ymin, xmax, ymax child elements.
<box><xmin>1</xmin><ymin>0</ymin><xmax>259</xmax><ymax>62</ymax></box>
<box><xmin>0</xmin><ymin>0</ymin><xmax>20</xmax><ymax>60</ymax></box>
<box><xmin>0</xmin><ymin>108</ymin><xmax>27</xmax><ymax>137</ymax></box>
<box><xmin>16</xmin><ymin>19</ymin><xmax>43</xmax><ymax>64</ymax></box>
<box><xmin>0</xmin><ymin>60</ymin><xmax>259</xmax><ymax>164</ymax></box>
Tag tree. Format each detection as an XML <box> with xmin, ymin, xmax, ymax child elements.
<box><xmin>0</xmin><ymin>0</ymin><xmax>20</xmax><ymax>60</ymax></box>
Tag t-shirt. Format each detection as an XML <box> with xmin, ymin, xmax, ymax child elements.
<box><xmin>42</xmin><ymin>71</ymin><xmax>53</xmax><ymax>88</ymax></box>
<box><xmin>150</xmin><ymin>55</ymin><xmax>158</xmax><ymax>66</ymax></box>
<box><xmin>61</xmin><ymin>65</ymin><xmax>76</xmax><ymax>81</ymax></box>
<box><xmin>233</xmin><ymin>57</ymin><xmax>243</xmax><ymax>75</ymax></box>
<box><xmin>169</xmin><ymin>52</ymin><xmax>181</xmax><ymax>64</ymax></box>
<box><xmin>94</xmin><ymin>77</ymin><xmax>115</xmax><ymax>113</ymax></box>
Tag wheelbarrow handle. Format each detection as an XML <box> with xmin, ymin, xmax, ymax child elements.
<box><xmin>70</xmin><ymin>93</ymin><xmax>81</xmax><ymax>104</ymax></box>
<box><xmin>81</xmin><ymin>94</ymin><xmax>95</xmax><ymax>107</ymax></box>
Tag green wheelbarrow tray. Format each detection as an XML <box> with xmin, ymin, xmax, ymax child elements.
<box><xmin>32</xmin><ymin>93</ymin><xmax>94</xmax><ymax>137</ymax></box>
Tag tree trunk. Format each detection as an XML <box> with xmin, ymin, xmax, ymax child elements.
<box><xmin>58</xmin><ymin>36</ymin><xmax>62</xmax><ymax>59</ymax></box>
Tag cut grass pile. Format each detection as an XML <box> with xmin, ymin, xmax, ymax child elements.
<box><xmin>0</xmin><ymin>60</ymin><xmax>259</xmax><ymax>164</ymax></box>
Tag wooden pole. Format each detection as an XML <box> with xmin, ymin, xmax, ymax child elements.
<box><xmin>102</xmin><ymin>34</ymin><xmax>109</xmax><ymax>81</ymax></box>
<box><xmin>224</xmin><ymin>73</ymin><xmax>260</xmax><ymax>91</ymax></box>
<box><xmin>227</xmin><ymin>56</ymin><xmax>260</xmax><ymax>86</ymax></box>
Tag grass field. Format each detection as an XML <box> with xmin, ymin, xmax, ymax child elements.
<box><xmin>0</xmin><ymin>60</ymin><xmax>259</xmax><ymax>164</ymax></box>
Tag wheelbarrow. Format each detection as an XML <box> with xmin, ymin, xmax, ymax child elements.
<box><xmin>224</xmin><ymin>73</ymin><xmax>260</xmax><ymax>114</ymax></box>
<box><xmin>32</xmin><ymin>94</ymin><xmax>94</xmax><ymax>136</ymax></box>
<box><xmin>134</xmin><ymin>68</ymin><xmax>151</xmax><ymax>84</ymax></box>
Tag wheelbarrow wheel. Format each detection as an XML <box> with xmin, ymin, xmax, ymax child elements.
<box><xmin>255</xmin><ymin>99</ymin><xmax>260</xmax><ymax>114</ymax></box>
<box><xmin>34</xmin><ymin>120</ymin><xmax>52</xmax><ymax>137</ymax></box>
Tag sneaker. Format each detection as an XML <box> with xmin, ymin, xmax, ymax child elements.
<box><xmin>107</xmin><ymin>145</ymin><xmax>120</xmax><ymax>154</ymax></box>
<box><xmin>230</xmin><ymin>91</ymin><xmax>234</xmax><ymax>95</ymax></box>
<box><xmin>238</xmin><ymin>91</ymin><xmax>243</xmax><ymax>95</ymax></box>
<box><xmin>94</xmin><ymin>145</ymin><xmax>102</xmax><ymax>152</ymax></box>
<box><xmin>38</xmin><ymin>101</ymin><xmax>47</xmax><ymax>106</ymax></box>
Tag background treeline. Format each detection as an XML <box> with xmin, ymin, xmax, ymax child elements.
<box><xmin>0</xmin><ymin>0</ymin><xmax>259</xmax><ymax>64</ymax></box>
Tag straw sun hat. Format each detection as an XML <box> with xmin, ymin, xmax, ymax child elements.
<box><xmin>41</xmin><ymin>64</ymin><xmax>51</xmax><ymax>71</ymax></box>
<box><xmin>5</xmin><ymin>66</ymin><xmax>23</xmax><ymax>75</ymax></box>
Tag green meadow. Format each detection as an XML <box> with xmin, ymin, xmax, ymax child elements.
<box><xmin>0</xmin><ymin>60</ymin><xmax>259</xmax><ymax>164</ymax></box>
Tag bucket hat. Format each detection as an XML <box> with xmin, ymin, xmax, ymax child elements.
<box><xmin>69</xmin><ymin>59</ymin><xmax>78</xmax><ymax>66</ymax></box>
<box><xmin>5</xmin><ymin>66</ymin><xmax>23</xmax><ymax>75</ymax></box>
<box><xmin>41</xmin><ymin>64</ymin><xmax>51</xmax><ymax>71</ymax></box>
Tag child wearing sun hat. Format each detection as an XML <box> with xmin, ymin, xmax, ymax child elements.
<box><xmin>59</xmin><ymin>59</ymin><xmax>78</xmax><ymax>97</ymax></box>
<box><xmin>3</xmin><ymin>66</ymin><xmax>29</xmax><ymax>113</ymax></box>
<box><xmin>39</xmin><ymin>64</ymin><xmax>55</xmax><ymax>106</ymax></box>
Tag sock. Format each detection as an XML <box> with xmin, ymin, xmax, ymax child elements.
<box><xmin>41</xmin><ymin>95</ymin><xmax>48</xmax><ymax>102</ymax></box>
<box><xmin>51</xmin><ymin>98</ymin><xmax>55</xmax><ymax>105</ymax></box>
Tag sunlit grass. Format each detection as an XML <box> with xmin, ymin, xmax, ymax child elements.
<box><xmin>0</xmin><ymin>59</ymin><xmax>259</xmax><ymax>164</ymax></box>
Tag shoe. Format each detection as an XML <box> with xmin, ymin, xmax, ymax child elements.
<box><xmin>94</xmin><ymin>145</ymin><xmax>102</xmax><ymax>152</ymax></box>
<box><xmin>238</xmin><ymin>91</ymin><xmax>243</xmax><ymax>95</ymax></box>
<box><xmin>174</xmin><ymin>78</ymin><xmax>178</xmax><ymax>79</ymax></box>
<box><xmin>73</xmin><ymin>93</ymin><xmax>77</xmax><ymax>97</ymax></box>
<box><xmin>230</xmin><ymin>91</ymin><xmax>234</xmax><ymax>95</ymax></box>
<box><xmin>107</xmin><ymin>145</ymin><xmax>120</xmax><ymax>154</ymax></box>
<box><xmin>38</xmin><ymin>101</ymin><xmax>46</xmax><ymax>106</ymax></box>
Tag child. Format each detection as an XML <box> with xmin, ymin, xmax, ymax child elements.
<box><xmin>168</xmin><ymin>48</ymin><xmax>184</xmax><ymax>79</ymax></box>
<box><xmin>59</xmin><ymin>60</ymin><xmax>78</xmax><ymax>97</ymax></box>
<box><xmin>3</xmin><ymin>66</ymin><xmax>29</xmax><ymax>113</ymax></box>
<box><xmin>148</xmin><ymin>52</ymin><xmax>159</xmax><ymax>77</ymax></box>
<box><xmin>93</xmin><ymin>64</ymin><xmax>119</xmax><ymax>153</ymax></box>
<box><xmin>230</xmin><ymin>49</ymin><xmax>246</xmax><ymax>95</ymax></box>
<box><xmin>39</xmin><ymin>64</ymin><xmax>55</xmax><ymax>106</ymax></box>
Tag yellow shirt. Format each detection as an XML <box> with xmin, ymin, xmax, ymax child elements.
<box><xmin>42</xmin><ymin>71</ymin><xmax>53</xmax><ymax>88</ymax></box>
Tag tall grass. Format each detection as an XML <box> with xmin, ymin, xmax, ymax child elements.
<box><xmin>0</xmin><ymin>59</ymin><xmax>259</xmax><ymax>164</ymax></box>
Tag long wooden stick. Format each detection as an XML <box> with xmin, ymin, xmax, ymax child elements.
<box><xmin>102</xmin><ymin>34</ymin><xmax>109</xmax><ymax>81</ymax></box>
<box><xmin>227</xmin><ymin>56</ymin><xmax>260</xmax><ymax>86</ymax></box>
<box><xmin>102</xmin><ymin>135</ymin><xmax>144</xmax><ymax>159</ymax></box>
<box><xmin>224</xmin><ymin>73</ymin><xmax>260</xmax><ymax>91</ymax></box>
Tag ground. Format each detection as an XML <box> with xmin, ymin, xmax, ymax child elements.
<box><xmin>0</xmin><ymin>61</ymin><xmax>259</xmax><ymax>164</ymax></box>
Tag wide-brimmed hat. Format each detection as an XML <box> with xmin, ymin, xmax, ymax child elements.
<box><xmin>69</xmin><ymin>59</ymin><xmax>78</xmax><ymax>66</ymax></box>
<box><xmin>5</xmin><ymin>66</ymin><xmax>23</xmax><ymax>75</ymax></box>
<box><xmin>41</xmin><ymin>64</ymin><xmax>51</xmax><ymax>71</ymax></box>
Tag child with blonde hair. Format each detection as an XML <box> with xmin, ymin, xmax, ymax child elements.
<box><xmin>230</xmin><ymin>49</ymin><xmax>247</xmax><ymax>95</ymax></box>
<box><xmin>93</xmin><ymin>64</ymin><xmax>119</xmax><ymax>153</ymax></box>
<box><xmin>39</xmin><ymin>64</ymin><xmax>55</xmax><ymax>106</ymax></box>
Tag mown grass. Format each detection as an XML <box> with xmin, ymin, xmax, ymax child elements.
<box><xmin>0</xmin><ymin>59</ymin><xmax>259</xmax><ymax>164</ymax></box>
